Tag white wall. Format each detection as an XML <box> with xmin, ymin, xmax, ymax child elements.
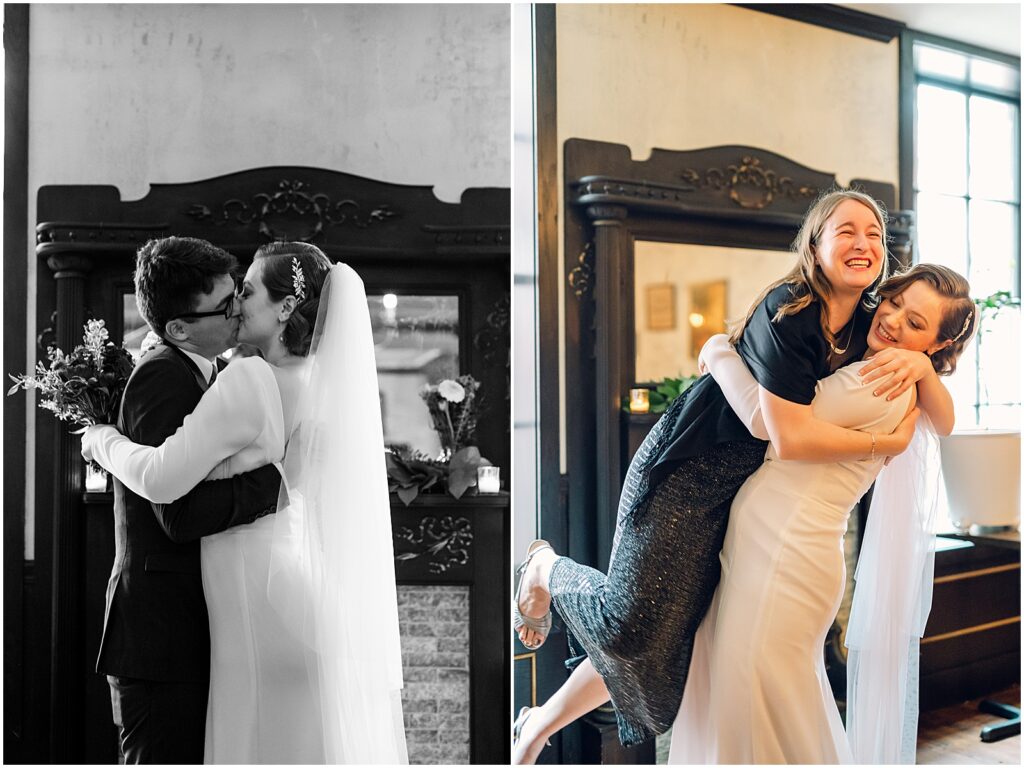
<box><xmin>23</xmin><ymin>3</ymin><xmax>510</xmax><ymax>557</ymax></box>
<box><xmin>28</xmin><ymin>4</ymin><xmax>510</xmax><ymax>200</ymax></box>
<box><xmin>554</xmin><ymin>3</ymin><xmax>901</xmax><ymax>469</ymax></box>
<box><xmin>634</xmin><ymin>242</ymin><xmax>798</xmax><ymax>381</ymax></box>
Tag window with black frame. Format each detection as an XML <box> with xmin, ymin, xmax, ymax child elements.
<box><xmin>910</xmin><ymin>37</ymin><xmax>1021</xmax><ymax>429</ymax></box>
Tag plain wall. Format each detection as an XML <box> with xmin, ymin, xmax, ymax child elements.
<box><xmin>554</xmin><ymin>3</ymin><xmax>900</xmax><ymax>471</ymax></box>
<box><xmin>22</xmin><ymin>3</ymin><xmax>511</xmax><ymax>556</ymax></box>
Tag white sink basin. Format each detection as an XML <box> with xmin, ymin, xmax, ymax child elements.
<box><xmin>939</xmin><ymin>429</ymin><xmax>1021</xmax><ymax>532</ymax></box>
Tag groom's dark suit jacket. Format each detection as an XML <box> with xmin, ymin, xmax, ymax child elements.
<box><xmin>96</xmin><ymin>342</ymin><xmax>282</xmax><ymax>682</ymax></box>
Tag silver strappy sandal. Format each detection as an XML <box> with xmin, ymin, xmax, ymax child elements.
<box><xmin>513</xmin><ymin>539</ymin><xmax>553</xmax><ymax>650</ymax></box>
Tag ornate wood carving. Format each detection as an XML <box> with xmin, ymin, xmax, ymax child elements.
<box><xmin>568</xmin><ymin>241</ymin><xmax>595</xmax><ymax>298</ymax></box>
<box><xmin>473</xmin><ymin>293</ymin><xmax>510</xmax><ymax>406</ymax></box>
<box><xmin>679</xmin><ymin>154</ymin><xmax>820</xmax><ymax>210</ymax></box>
<box><xmin>394</xmin><ymin>515</ymin><xmax>473</xmax><ymax>574</ymax></box>
<box><xmin>186</xmin><ymin>179</ymin><xmax>399</xmax><ymax>242</ymax></box>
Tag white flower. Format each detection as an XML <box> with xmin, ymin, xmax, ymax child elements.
<box><xmin>438</xmin><ymin>379</ymin><xmax>466</xmax><ymax>403</ymax></box>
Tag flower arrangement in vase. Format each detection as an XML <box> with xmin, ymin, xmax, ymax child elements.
<box><xmin>386</xmin><ymin>375</ymin><xmax>493</xmax><ymax>505</ymax></box>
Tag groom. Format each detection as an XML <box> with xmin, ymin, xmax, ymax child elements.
<box><xmin>97</xmin><ymin>236</ymin><xmax>282</xmax><ymax>764</ymax></box>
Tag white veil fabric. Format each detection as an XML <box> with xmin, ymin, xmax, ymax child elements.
<box><xmin>845</xmin><ymin>413</ymin><xmax>942</xmax><ymax>764</ymax></box>
<box><xmin>267</xmin><ymin>263</ymin><xmax>408</xmax><ymax>764</ymax></box>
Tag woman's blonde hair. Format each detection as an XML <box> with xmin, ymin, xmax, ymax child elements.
<box><xmin>729</xmin><ymin>188</ymin><xmax>890</xmax><ymax>347</ymax></box>
<box><xmin>876</xmin><ymin>263</ymin><xmax>976</xmax><ymax>375</ymax></box>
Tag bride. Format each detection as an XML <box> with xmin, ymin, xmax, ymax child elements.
<box><xmin>83</xmin><ymin>242</ymin><xmax>407</xmax><ymax>764</ymax></box>
<box><xmin>671</xmin><ymin>263</ymin><xmax>975</xmax><ymax>763</ymax></box>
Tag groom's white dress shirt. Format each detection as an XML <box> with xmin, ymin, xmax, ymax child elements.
<box><xmin>179</xmin><ymin>348</ymin><xmax>216</xmax><ymax>386</ymax></box>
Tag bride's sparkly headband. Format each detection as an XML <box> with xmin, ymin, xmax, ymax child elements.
<box><xmin>291</xmin><ymin>257</ymin><xmax>307</xmax><ymax>302</ymax></box>
<box><xmin>951</xmin><ymin>310</ymin><xmax>972</xmax><ymax>343</ymax></box>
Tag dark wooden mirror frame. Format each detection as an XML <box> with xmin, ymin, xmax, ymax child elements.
<box><xmin>32</xmin><ymin>167</ymin><xmax>509</xmax><ymax>764</ymax></box>
<box><xmin>562</xmin><ymin>138</ymin><xmax>912</xmax><ymax>571</ymax></box>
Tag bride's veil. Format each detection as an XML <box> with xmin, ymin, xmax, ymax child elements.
<box><xmin>268</xmin><ymin>262</ymin><xmax>407</xmax><ymax>764</ymax></box>
<box><xmin>846</xmin><ymin>412</ymin><xmax>942</xmax><ymax>764</ymax></box>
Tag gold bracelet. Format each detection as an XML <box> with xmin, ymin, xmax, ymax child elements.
<box><xmin>870</xmin><ymin>432</ymin><xmax>877</xmax><ymax>462</ymax></box>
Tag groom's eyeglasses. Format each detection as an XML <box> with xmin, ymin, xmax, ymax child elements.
<box><xmin>171</xmin><ymin>291</ymin><xmax>238</xmax><ymax>322</ymax></box>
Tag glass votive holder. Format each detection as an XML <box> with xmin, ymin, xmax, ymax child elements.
<box><xmin>629</xmin><ymin>388</ymin><xmax>650</xmax><ymax>414</ymax></box>
<box><xmin>85</xmin><ymin>463</ymin><xmax>108</xmax><ymax>493</ymax></box>
<box><xmin>477</xmin><ymin>465</ymin><xmax>501</xmax><ymax>494</ymax></box>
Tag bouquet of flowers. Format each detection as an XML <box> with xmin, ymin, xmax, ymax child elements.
<box><xmin>8</xmin><ymin>319</ymin><xmax>135</xmax><ymax>435</ymax></box>
<box><xmin>420</xmin><ymin>375</ymin><xmax>481</xmax><ymax>459</ymax></box>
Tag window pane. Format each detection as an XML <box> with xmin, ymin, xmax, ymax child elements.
<box><xmin>976</xmin><ymin>307</ymin><xmax>1020</xmax><ymax>410</ymax></box>
<box><xmin>969</xmin><ymin>56</ymin><xmax>1021</xmax><ymax>96</ymax></box>
<box><xmin>916</xmin><ymin>85</ymin><xmax>967</xmax><ymax>194</ymax></box>
<box><xmin>915</xmin><ymin>43</ymin><xmax>968</xmax><ymax>83</ymax></box>
<box><xmin>916</xmin><ymin>192</ymin><xmax>967</xmax><ymax>275</ymax></box>
<box><xmin>969</xmin><ymin>96</ymin><xmax>1020</xmax><ymax>202</ymax></box>
<box><xmin>945</xmin><ymin>338</ymin><xmax>979</xmax><ymax>424</ymax></box>
<box><xmin>975</xmin><ymin>404</ymin><xmax>1021</xmax><ymax>430</ymax></box>
<box><xmin>968</xmin><ymin>200</ymin><xmax>1018</xmax><ymax>298</ymax></box>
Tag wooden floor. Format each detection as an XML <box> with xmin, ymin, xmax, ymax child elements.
<box><xmin>918</xmin><ymin>684</ymin><xmax>1020</xmax><ymax>765</ymax></box>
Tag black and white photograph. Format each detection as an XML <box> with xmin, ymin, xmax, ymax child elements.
<box><xmin>4</xmin><ymin>4</ymin><xmax>509</xmax><ymax>764</ymax></box>
<box><xmin>512</xmin><ymin>3</ymin><xmax>1020</xmax><ymax>766</ymax></box>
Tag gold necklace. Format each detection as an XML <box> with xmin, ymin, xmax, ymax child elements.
<box><xmin>829</xmin><ymin>317</ymin><xmax>856</xmax><ymax>355</ymax></box>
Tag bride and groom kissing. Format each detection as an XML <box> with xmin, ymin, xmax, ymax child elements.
<box><xmin>81</xmin><ymin>236</ymin><xmax>407</xmax><ymax>764</ymax></box>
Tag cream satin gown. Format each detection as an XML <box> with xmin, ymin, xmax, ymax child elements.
<box><xmin>89</xmin><ymin>355</ymin><xmax>325</xmax><ymax>764</ymax></box>
<box><xmin>669</xmin><ymin>360</ymin><xmax>913</xmax><ymax>765</ymax></box>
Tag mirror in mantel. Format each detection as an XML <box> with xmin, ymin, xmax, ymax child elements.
<box><xmin>122</xmin><ymin>292</ymin><xmax>461</xmax><ymax>458</ymax></box>
<box><xmin>368</xmin><ymin>293</ymin><xmax>460</xmax><ymax>457</ymax></box>
<box><xmin>633</xmin><ymin>241</ymin><xmax>797</xmax><ymax>383</ymax></box>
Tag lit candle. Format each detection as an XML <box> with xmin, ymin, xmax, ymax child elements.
<box><xmin>477</xmin><ymin>465</ymin><xmax>500</xmax><ymax>494</ymax></box>
<box><xmin>85</xmin><ymin>464</ymin><xmax>108</xmax><ymax>493</ymax></box>
<box><xmin>629</xmin><ymin>388</ymin><xmax>650</xmax><ymax>414</ymax></box>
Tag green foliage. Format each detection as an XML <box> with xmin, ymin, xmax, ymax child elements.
<box><xmin>622</xmin><ymin>375</ymin><xmax>699</xmax><ymax>414</ymax></box>
<box><xmin>385</xmin><ymin>446</ymin><xmax>494</xmax><ymax>506</ymax></box>
<box><xmin>974</xmin><ymin>290</ymin><xmax>1020</xmax><ymax>330</ymax></box>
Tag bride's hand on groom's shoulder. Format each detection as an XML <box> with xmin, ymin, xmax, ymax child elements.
<box><xmin>140</xmin><ymin>331</ymin><xmax>163</xmax><ymax>356</ymax></box>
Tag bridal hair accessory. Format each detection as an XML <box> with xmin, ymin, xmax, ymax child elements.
<box><xmin>951</xmin><ymin>310</ymin><xmax>972</xmax><ymax>342</ymax></box>
<box><xmin>291</xmin><ymin>257</ymin><xmax>307</xmax><ymax>302</ymax></box>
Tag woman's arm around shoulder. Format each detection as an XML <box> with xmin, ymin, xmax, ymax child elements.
<box><xmin>699</xmin><ymin>334</ymin><xmax>769</xmax><ymax>440</ymax></box>
<box><xmin>82</xmin><ymin>355</ymin><xmax>272</xmax><ymax>503</ymax></box>
<box><xmin>759</xmin><ymin>386</ymin><xmax>920</xmax><ymax>462</ymax></box>
<box><xmin>858</xmin><ymin>348</ymin><xmax>954</xmax><ymax>435</ymax></box>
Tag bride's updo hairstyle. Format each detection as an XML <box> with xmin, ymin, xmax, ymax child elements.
<box><xmin>253</xmin><ymin>241</ymin><xmax>333</xmax><ymax>357</ymax></box>
<box><xmin>877</xmin><ymin>263</ymin><xmax>976</xmax><ymax>375</ymax></box>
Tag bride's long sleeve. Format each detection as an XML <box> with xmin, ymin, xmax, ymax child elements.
<box><xmin>84</xmin><ymin>357</ymin><xmax>268</xmax><ymax>504</ymax></box>
<box><xmin>700</xmin><ymin>334</ymin><xmax>770</xmax><ymax>441</ymax></box>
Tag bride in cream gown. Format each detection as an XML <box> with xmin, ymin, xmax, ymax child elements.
<box><xmin>84</xmin><ymin>246</ymin><xmax>407</xmax><ymax>764</ymax></box>
<box><xmin>671</xmin><ymin>266</ymin><xmax>974</xmax><ymax>764</ymax></box>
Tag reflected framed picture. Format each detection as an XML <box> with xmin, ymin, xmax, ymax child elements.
<box><xmin>646</xmin><ymin>282</ymin><xmax>676</xmax><ymax>330</ymax></box>
<box><xmin>689</xmin><ymin>280</ymin><xmax>727</xmax><ymax>358</ymax></box>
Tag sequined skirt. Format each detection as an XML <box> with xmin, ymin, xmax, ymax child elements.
<box><xmin>548</xmin><ymin>404</ymin><xmax>766</xmax><ymax>747</ymax></box>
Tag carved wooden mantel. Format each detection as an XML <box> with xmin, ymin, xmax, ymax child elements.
<box><xmin>33</xmin><ymin>167</ymin><xmax>509</xmax><ymax>764</ymax></box>
<box><xmin>561</xmin><ymin>139</ymin><xmax>913</xmax><ymax>575</ymax></box>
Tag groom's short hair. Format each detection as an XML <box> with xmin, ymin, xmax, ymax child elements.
<box><xmin>135</xmin><ymin>236</ymin><xmax>238</xmax><ymax>337</ymax></box>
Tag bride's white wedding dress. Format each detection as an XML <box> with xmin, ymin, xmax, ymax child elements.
<box><xmin>88</xmin><ymin>264</ymin><xmax>407</xmax><ymax>765</ymax></box>
<box><xmin>90</xmin><ymin>355</ymin><xmax>325</xmax><ymax>763</ymax></box>
<box><xmin>669</xmin><ymin>359</ymin><xmax>913</xmax><ymax>764</ymax></box>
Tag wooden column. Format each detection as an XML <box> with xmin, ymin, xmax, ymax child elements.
<box><xmin>589</xmin><ymin>204</ymin><xmax>628</xmax><ymax>572</ymax></box>
<box><xmin>45</xmin><ymin>252</ymin><xmax>92</xmax><ymax>763</ymax></box>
